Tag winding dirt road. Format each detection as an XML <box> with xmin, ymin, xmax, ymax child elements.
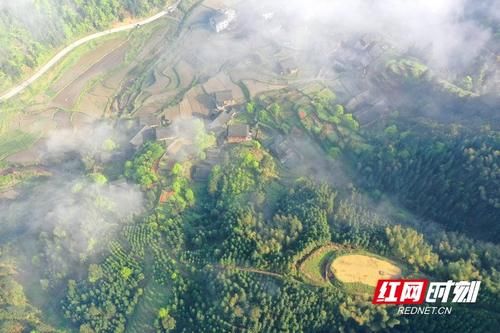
<box><xmin>0</xmin><ymin>4</ymin><xmax>178</xmax><ymax>102</ymax></box>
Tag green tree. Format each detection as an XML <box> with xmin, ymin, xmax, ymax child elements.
<box><xmin>386</xmin><ymin>225</ymin><xmax>439</xmax><ymax>271</ymax></box>
<box><xmin>88</xmin><ymin>264</ymin><xmax>103</xmax><ymax>283</ymax></box>
<box><xmin>246</xmin><ymin>102</ymin><xmax>255</xmax><ymax>114</ymax></box>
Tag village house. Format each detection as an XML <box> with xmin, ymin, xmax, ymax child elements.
<box><xmin>354</xmin><ymin>37</ymin><xmax>376</xmax><ymax>53</ymax></box>
<box><xmin>166</xmin><ymin>138</ymin><xmax>191</xmax><ymax>156</ymax></box>
<box><xmin>227</xmin><ymin>124</ymin><xmax>251</xmax><ymax>143</ymax></box>
<box><xmin>345</xmin><ymin>90</ymin><xmax>372</xmax><ymax>111</ymax></box>
<box><xmin>278</xmin><ymin>58</ymin><xmax>299</xmax><ymax>76</ymax></box>
<box><xmin>192</xmin><ymin>164</ymin><xmax>211</xmax><ymax>181</ymax></box>
<box><xmin>210</xmin><ymin>8</ymin><xmax>236</xmax><ymax>33</ymax></box>
<box><xmin>155</xmin><ymin>126</ymin><xmax>176</xmax><ymax>142</ymax></box>
<box><xmin>269</xmin><ymin>136</ymin><xmax>302</xmax><ymax>165</ymax></box>
<box><xmin>139</xmin><ymin>114</ymin><xmax>161</xmax><ymax>128</ymax></box>
<box><xmin>129</xmin><ymin>125</ymin><xmax>155</xmax><ymax>148</ymax></box>
<box><xmin>154</xmin><ymin>126</ymin><xmax>191</xmax><ymax>158</ymax></box>
<box><xmin>208</xmin><ymin>109</ymin><xmax>236</xmax><ymax>133</ymax></box>
<box><xmin>214</xmin><ymin>90</ymin><xmax>235</xmax><ymax>110</ymax></box>
<box><xmin>192</xmin><ymin>148</ymin><xmax>220</xmax><ymax>181</ymax></box>
<box><xmin>129</xmin><ymin>114</ymin><xmax>162</xmax><ymax>148</ymax></box>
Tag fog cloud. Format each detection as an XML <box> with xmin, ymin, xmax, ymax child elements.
<box><xmin>0</xmin><ymin>121</ymin><xmax>143</xmax><ymax>280</ymax></box>
<box><xmin>241</xmin><ymin>0</ymin><xmax>495</xmax><ymax>69</ymax></box>
<box><xmin>45</xmin><ymin>122</ymin><xmax>125</xmax><ymax>158</ymax></box>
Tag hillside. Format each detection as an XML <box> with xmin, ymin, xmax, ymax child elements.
<box><xmin>0</xmin><ymin>0</ymin><xmax>499</xmax><ymax>332</ymax></box>
<box><xmin>0</xmin><ymin>0</ymin><xmax>172</xmax><ymax>93</ymax></box>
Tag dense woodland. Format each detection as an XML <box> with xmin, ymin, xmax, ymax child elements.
<box><xmin>54</xmin><ymin>137</ymin><xmax>498</xmax><ymax>332</ymax></box>
<box><xmin>0</xmin><ymin>248</ymin><xmax>59</xmax><ymax>332</ymax></box>
<box><xmin>0</xmin><ymin>114</ymin><xmax>497</xmax><ymax>332</ymax></box>
<box><xmin>354</xmin><ymin>122</ymin><xmax>499</xmax><ymax>242</ymax></box>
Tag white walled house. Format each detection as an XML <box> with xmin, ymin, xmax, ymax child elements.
<box><xmin>210</xmin><ymin>9</ymin><xmax>236</xmax><ymax>33</ymax></box>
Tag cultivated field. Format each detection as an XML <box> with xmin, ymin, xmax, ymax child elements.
<box><xmin>330</xmin><ymin>254</ymin><xmax>401</xmax><ymax>287</ymax></box>
<box><xmin>53</xmin><ymin>41</ymin><xmax>129</xmax><ymax>110</ymax></box>
<box><xmin>0</xmin><ymin>130</ymin><xmax>38</xmax><ymax>161</ymax></box>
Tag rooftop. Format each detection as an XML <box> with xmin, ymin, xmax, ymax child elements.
<box><xmin>211</xmin><ymin>8</ymin><xmax>236</xmax><ymax>25</ymax></box>
<box><xmin>215</xmin><ymin>90</ymin><xmax>234</xmax><ymax>104</ymax></box>
<box><xmin>208</xmin><ymin>110</ymin><xmax>235</xmax><ymax>130</ymax></box>
<box><xmin>139</xmin><ymin>114</ymin><xmax>160</xmax><ymax>127</ymax></box>
<box><xmin>227</xmin><ymin>124</ymin><xmax>249</xmax><ymax>138</ymax></box>
<box><xmin>212</xmin><ymin>14</ymin><xmax>228</xmax><ymax>25</ymax></box>
<box><xmin>279</xmin><ymin>58</ymin><xmax>299</xmax><ymax>74</ymax></box>
<box><xmin>130</xmin><ymin>126</ymin><xmax>155</xmax><ymax>147</ymax></box>
<box><xmin>155</xmin><ymin>126</ymin><xmax>176</xmax><ymax>141</ymax></box>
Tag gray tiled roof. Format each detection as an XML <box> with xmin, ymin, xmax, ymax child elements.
<box><xmin>227</xmin><ymin>124</ymin><xmax>249</xmax><ymax>137</ymax></box>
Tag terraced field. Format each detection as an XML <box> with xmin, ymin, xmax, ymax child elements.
<box><xmin>0</xmin><ymin>130</ymin><xmax>38</xmax><ymax>160</ymax></box>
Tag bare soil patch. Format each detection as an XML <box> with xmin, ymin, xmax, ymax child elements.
<box><xmin>330</xmin><ymin>254</ymin><xmax>401</xmax><ymax>287</ymax></box>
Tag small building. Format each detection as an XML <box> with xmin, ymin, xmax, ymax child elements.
<box><xmin>208</xmin><ymin>110</ymin><xmax>236</xmax><ymax>132</ymax></box>
<box><xmin>214</xmin><ymin>90</ymin><xmax>235</xmax><ymax>110</ymax></box>
<box><xmin>353</xmin><ymin>35</ymin><xmax>378</xmax><ymax>53</ymax></box>
<box><xmin>271</xmin><ymin>141</ymin><xmax>301</xmax><ymax>165</ymax></box>
<box><xmin>345</xmin><ymin>90</ymin><xmax>371</xmax><ymax>111</ymax></box>
<box><xmin>192</xmin><ymin>164</ymin><xmax>212</xmax><ymax>181</ymax></box>
<box><xmin>227</xmin><ymin>124</ymin><xmax>251</xmax><ymax>143</ymax></box>
<box><xmin>139</xmin><ymin>114</ymin><xmax>161</xmax><ymax>128</ymax></box>
<box><xmin>278</xmin><ymin>58</ymin><xmax>299</xmax><ymax>76</ymax></box>
<box><xmin>130</xmin><ymin>126</ymin><xmax>155</xmax><ymax>147</ymax></box>
<box><xmin>166</xmin><ymin>138</ymin><xmax>191</xmax><ymax>156</ymax></box>
<box><xmin>210</xmin><ymin>9</ymin><xmax>236</xmax><ymax>33</ymax></box>
<box><xmin>129</xmin><ymin>115</ymin><xmax>168</xmax><ymax>149</ymax></box>
<box><xmin>155</xmin><ymin>126</ymin><xmax>176</xmax><ymax>142</ymax></box>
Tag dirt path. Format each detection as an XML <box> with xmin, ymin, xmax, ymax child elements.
<box><xmin>222</xmin><ymin>265</ymin><xmax>284</xmax><ymax>279</ymax></box>
<box><xmin>215</xmin><ymin>264</ymin><xmax>316</xmax><ymax>289</ymax></box>
<box><xmin>0</xmin><ymin>1</ymin><xmax>181</xmax><ymax>102</ymax></box>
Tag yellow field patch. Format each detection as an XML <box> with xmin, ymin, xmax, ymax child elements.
<box><xmin>331</xmin><ymin>254</ymin><xmax>401</xmax><ymax>287</ymax></box>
